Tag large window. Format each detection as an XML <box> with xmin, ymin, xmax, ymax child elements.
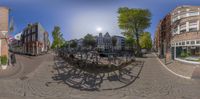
<box><xmin>180</xmin><ymin>23</ymin><xmax>186</xmax><ymax>33</ymax></box>
<box><xmin>173</xmin><ymin>27</ymin><xmax>178</xmax><ymax>34</ymax></box>
<box><xmin>179</xmin><ymin>12</ymin><xmax>187</xmax><ymax>18</ymax></box>
<box><xmin>196</xmin><ymin>40</ymin><xmax>200</xmax><ymax>44</ymax></box>
<box><xmin>189</xmin><ymin>21</ymin><xmax>198</xmax><ymax>32</ymax></box>
<box><xmin>188</xmin><ymin>11</ymin><xmax>199</xmax><ymax>16</ymax></box>
<box><xmin>191</xmin><ymin>41</ymin><xmax>195</xmax><ymax>45</ymax></box>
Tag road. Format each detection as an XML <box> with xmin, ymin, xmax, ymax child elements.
<box><xmin>0</xmin><ymin>53</ymin><xmax>199</xmax><ymax>99</ymax></box>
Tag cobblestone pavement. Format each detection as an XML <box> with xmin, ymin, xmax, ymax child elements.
<box><xmin>0</xmin><ymin>53</ymin><xmax>199</xmax><ymax>99</ymax></box>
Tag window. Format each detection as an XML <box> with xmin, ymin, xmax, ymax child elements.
<box><xmin>179</xmin><ymin>42</ymin><xmax>182</xmax><ymax>45</ymax></box>
<box><xmin>188</xmin><ymin>11</ymin><xmax>199</xmax><ymax>16</ymax></box>
<box><xmin>32</xmin><ymin>27</ymin><xmax>37</xmax><ymax>32</ymax></box>
<box><xmin>191</xmin><ymin>41</ymin><xmax>195</xmax><ymax>45</ymax></box>
<box><xmin>182</xmin><ymin>42</ymin><xmax>185</xmax><ymax>45</ymax></box>
<box><xmin>180</xmin><ymin>23</ymin><xmax>186</xmax><ymax>33</ymax></box>
<box><xmin>189</xmin><ymin>21</ymin><xmax>198</xmax><ymax>32</ymax></box>
<box><xmin>189</xmin><ymin>28</ymin><xmax>197</xmax><ymax>32</ymax></box>
<box><xmin>172</xmin><ymin>16</ymin><xmax>179</xmax><ymax>22</ymax></box>
<box><xmin>186</xmin><ymin>41</ymin><xmax>190</xmax><ymax>45</ymax></box>
<box><xmin>173</xmin><ymin>27</ymin><xmax>178</xmax><ymax>34</ymax></box>
<box><xmin>179</xmin><ymin>13</ymin><xmax>187</xmax><ymax>18</ymax></box>
<box><xmin>196</xmin><ymin>40</ymin><xmax>200</xmax><ymax>44</ymax></box>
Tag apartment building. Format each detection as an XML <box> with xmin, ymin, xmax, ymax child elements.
<box><xmin>155</xmin><ymin>14</ymin><xmax>172</xmax><ymax>58</ymax></box>
<box><xmin>171</xmin><ymin>5</ymin><xmax>200</xmax><ymax>60</ymax></box>
<box><xmin>96</xmin><ymin>32</ymin><xmax>125</xmax><ymax>52</ymax></box>
<box><xmin>155</xmin><ymin>5</ymin><xmax>200</xmax><ymax>63</ymax></box>
<box><xmin>21</xmin><ymin>23</ymin><xmax>49</xmax><ymax>55</ymax></box>
<box><xmin>97</xmin><ymin>32</ymin><xmax>112</xmax><ymax>52</ymax></box>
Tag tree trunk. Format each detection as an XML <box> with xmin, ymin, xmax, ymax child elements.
<box><xmin>136</xmin><ymin>32</ymin><xmax>142</xmax><ymax>57</ymax></box>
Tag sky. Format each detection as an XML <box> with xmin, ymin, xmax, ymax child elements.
<box><xmin>1</xmin><ymin>0</ymin><xmax>200</xmax><ymax>43</ymax></box>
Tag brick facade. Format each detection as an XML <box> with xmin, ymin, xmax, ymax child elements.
<box><xmin>0</xmin><ymin>7</ymin><xmax>9</xmax><ymax>58</ymax></box>
<box><xmin>154</xmin><ymin>14</ymin><xmax>171</xmax><ymax>59</ymax></box>
<box><xmin>21</xmin><ymin>23</ymin><xmax>49</xmax><ymax>55</ymax></box>
<box><xmin>155</xmin><ymin>5</ymin><xmax>200</xmax><ymax>61</ymax></box>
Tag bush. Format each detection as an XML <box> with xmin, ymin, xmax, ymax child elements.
<box><xmin>0</xmin><ymin>56</ymin><xmax>8</xmax><ymax>65</ymax></box>
<box><xmin>180</xmin><ymin>51</ymin><xmax>187</xmax><ymax>57</ymax></box>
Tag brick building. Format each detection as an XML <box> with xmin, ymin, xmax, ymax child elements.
<box><xmin>154</xmin><ymin>14</ymin><xmax>172</xmax><ymax>59</ymax></box>
<box><xmin>0</xmin><ymin>6</ymin><xmax>9</xmax><ymax>58</ymax></box>
<box><xmin>21</xmin><ymin>23</ymin><xmax>49</xmax><ymax>55</ymax></box>
<box><xmin>155</xmin><ymin>5</ymin><xmax>200</xmax><ymax>63</ymax></box>
<box><xmin>171</xmin><ymin>5</ymin><xmax>200</xmax><ymax>60</ymax></box>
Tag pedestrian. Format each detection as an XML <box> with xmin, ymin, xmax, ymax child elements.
<box><xmin>11</xmin><ymin>53</ymin><xmax>16</xmax><ymax>65</ymax></box>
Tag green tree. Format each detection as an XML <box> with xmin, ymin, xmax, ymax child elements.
<box><xmin>51</xmin><ymin>26</ymin><xmax>65</xmax><ymax>49</ymax></box>
<box><xmin>125</xmin><ymin>36</ymin><xmax>135</xmax><ymax>50</ymax></box>
<box><xmin>139</xmin><ymin>32</ymin><xmax>152</xmax><ymax>50</ymax></box>
<box><xmin>70</xmin><ymin>40</ymin><xmax>77</xmax><ymax>48</ymax></box>
<box><xmin>118</xmin><ymin>7</ymin><xmax>151</xmax><ymax>56</ymax></box>
<box><xmin>83</xmin><ymin>34</ymin><xmax>96</xmax><ymax>49</ymax></box>
<box><xmin>60</xmin><ymin>41</ymin><xmax>69</xmax><ymax>48</ymax></box>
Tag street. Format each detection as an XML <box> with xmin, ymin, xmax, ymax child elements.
<box><xmin>0</xmin><ymin>53</ymin><xmax>199</xmax><ymax>99</ymax></box>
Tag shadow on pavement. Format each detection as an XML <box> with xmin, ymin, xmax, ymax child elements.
<box><xmin>51</xmin><ymin>55</ymin><xmax>144</xmax><ymax>91</ymax></box>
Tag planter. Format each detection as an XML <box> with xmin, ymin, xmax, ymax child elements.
<box><xmin>1</xmin><ymin>65</ymin><xmax>7</xmax><ymax>70</ymax></box>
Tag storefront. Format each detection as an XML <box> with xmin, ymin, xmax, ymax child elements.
<box><xmin>171</xmin><ymin>39</ymin><xmax>200</xmax><ymax>63</ymax></box>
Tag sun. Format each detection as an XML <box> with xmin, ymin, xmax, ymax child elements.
<box><xmin>96</xmin><ymin>27</ymin><xmax>102</xmax><ymax>32</ymax></box>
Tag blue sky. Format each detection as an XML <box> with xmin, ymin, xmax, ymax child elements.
<box><xmin>1</xmin><ymin>0</ymin><xmax>200</xmax><ymax>43</ymax></box>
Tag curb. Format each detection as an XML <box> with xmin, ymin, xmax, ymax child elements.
<box><xmin>153</xmin><ymin>53</ymin><xmax>191</xmax><ymax>80</ymax></box>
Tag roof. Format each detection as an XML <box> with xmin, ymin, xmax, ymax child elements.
<box><xmin>171</xmin><ymin>5</ymin><xmax>200</xmax><ymax>13</ymax></box>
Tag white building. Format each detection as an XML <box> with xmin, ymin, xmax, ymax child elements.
<box><xmin>97</xmin><ymin>32</ymin><xmax>112</xmax><ymax>51</ymax></box>
<box><xmin>97</xmin><ymin>32</ymin><xmax>125</xmax><ymax>52</ymax></box>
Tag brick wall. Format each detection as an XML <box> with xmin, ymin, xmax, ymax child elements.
<box><xmin>0</xmin><ymin>7</ymin><xmax>9</xmax><ymax>57</ymax></box>
<box><xmin>171</xmin><ymin>32</ymin><xmax>200</xmax><ymax>42</ymax></box>
<box><xmin>0</xmin><ymin>7</ymin><xmax>9</xmax><ymax>32</ymax></box>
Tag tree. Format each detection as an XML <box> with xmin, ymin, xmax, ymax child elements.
<box><xmin>118</xmin><ymin>7</ymin><xmax>151</xmax><ymax>56</ymax></box>
<box><xmin>139</xmin><ymin>32</ymin><xmax>152</xmax><ymax>50</ymax></box>
<box><xmin>70</xmin><ymin>40</ymin><xmax>77</xmax><ymax>49</ymax></box>
<box><xmin>125</xmin><ymin>35</ymin><xmax>135</xmax><ymax>51</ymax></box>
<box><xmin>51</xmin><ymin>26</ymin><xmax>65</xmax><ymax>49</ymax></box>
<box><xmin>83</xmin><ymin>34</ymin><xmax>96</xmax><ymax>49</ymax></box>
<box><xmin>60</xmin><ymin>41</ymin><xmax>69</xmax><ymax>48</ymax></box>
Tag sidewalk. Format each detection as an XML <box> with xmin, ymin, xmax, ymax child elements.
<box><xmin>159</xmin><ymin>56</ymin><xmax>200</xmax><ymax>79</ymax></box>
<box><xmin>160</xmin><ymin>59</ymin><xmax>197</xmax><ymax>78</ymax></box>
<box><xmin>0</xmin><ymin>63</ymin><xmax>21</xmax><ymax>79</ymax></box>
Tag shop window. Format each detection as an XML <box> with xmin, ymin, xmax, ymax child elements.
<box><xmin>196</xmin><ymin>40</ymin><xmax>200</xmax><ymax>44</ymax></box>
<box><xmin>179</xmin><ymin>42</ymin><xmax>182</xmax><ymax>45</ymax></box>
<box><xmin>186</xmin><ymin>41</ymin><xmax>190</xmax><ymax>45</ymax></box>
<box><xmin>182</xmin><ymin>42</ymin><xmax>185</xmax><ymax>45</ymax></box>
<box><xmin>191</xmin><ymin>41</ymin><xmax>195</xmax><ymax>45</ymax></box>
